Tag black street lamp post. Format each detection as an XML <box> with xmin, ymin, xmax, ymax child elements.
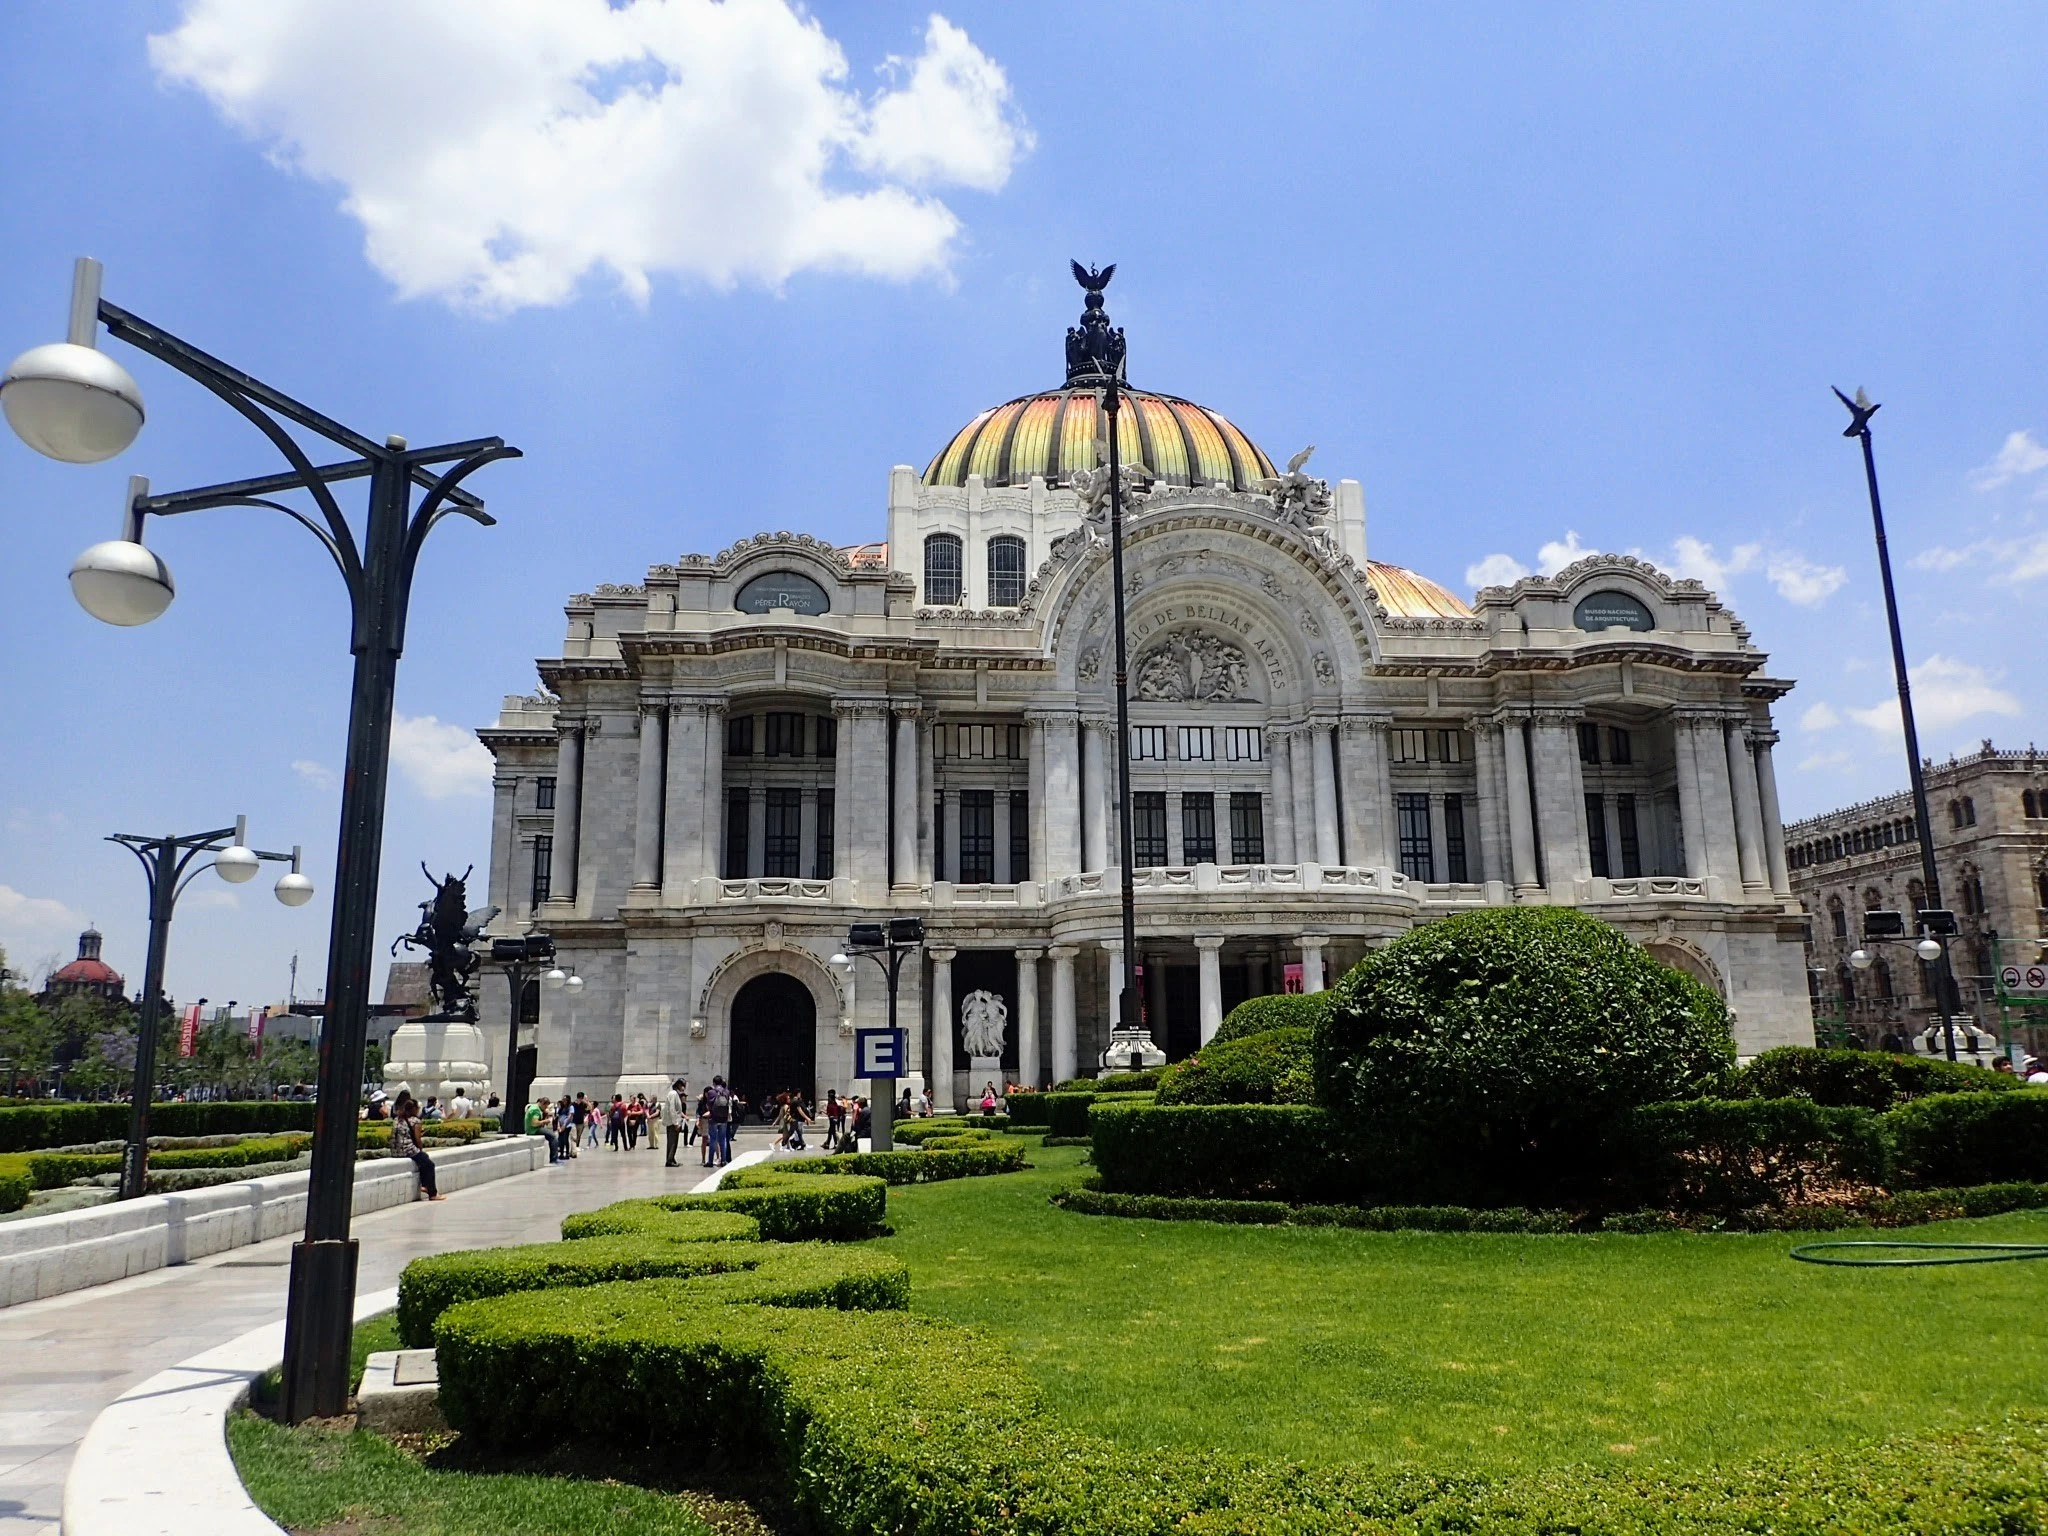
<box><xmin>1835</xmin><ymin>387</ymin><xmax>1963</xmax><ymax>1060</ymax></box>
<box><xmin>487</xmin><ymin>933</ymin><xmax>556</xmax><ymax>1137</ymax></box>
<box><xmin>2</xmin><ymin>258</ymin><xmax>520</xmax><ymax>1419</ymax></box>
<box><xmin>833</xmin><ymin>917</ymin><xmax>924</xmax><ymax>1151</ymax></box>
<box><xmin>110</xmin><ymin>817</ymin><xmax>312</xmax><ymax>1200</ymax></box>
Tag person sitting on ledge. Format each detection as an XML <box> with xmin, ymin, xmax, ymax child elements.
<box><xmin>390</xmin><ymin>1091</ymin><xmax>446</xmax><ymax>1201</ymax></box>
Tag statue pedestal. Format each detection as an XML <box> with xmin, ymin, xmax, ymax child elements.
<box><xmin>384</xmin><ymin>1014</ymin><xmax>492</xmax><ymax>1103</ymax></box>
<box><xmin>967</xmin><ymin>1055</ymin><xmax>1003</xmax><ymax>1110</ymax></box>
<box><xmin>1098</xmin><ymin>1029</ymin><xmax>1165</xmax><ymax>1076</ymax></box>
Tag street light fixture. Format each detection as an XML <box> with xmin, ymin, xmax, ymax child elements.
<box><xmin>486</xmin><ymin>933</ymin><xmax>555</xmax><ymax>1137</ymax></box>
<box><xmin>3</xmin><ymin>256</ymin><xmax>519</xmax><ymax>1422</ymax></box>
<box><xmin>1834</xmin><ymin>387</ymin><xmax>1965</xmax><ymax>1060</ymax></box>
<box><xmin>836</xmin><ymin>916</ymin><xmax>924</xmax><ymax>1150</ymax></box>
<box><xmin>109</xmin><ymin>816</ymin><xmax>310</xmax><ymax>1200</ymax></box>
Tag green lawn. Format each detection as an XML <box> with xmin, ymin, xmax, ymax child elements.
<box><xmin>876</xmin><ymin>1142</ymin><xmax>2048</xmax><ymax>1473</ymax></box>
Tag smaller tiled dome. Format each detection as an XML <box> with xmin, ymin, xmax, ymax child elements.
<box><xmin>1367</xmin><ymin>562</ymin><xmax>1472</xmax><ymax>619</ymax></box>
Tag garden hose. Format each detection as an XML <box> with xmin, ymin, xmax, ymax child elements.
<box><xmin>1790</xmin><ymin>1241</ymin><xmax>2048</xmax><ymax>1267</ymax></box>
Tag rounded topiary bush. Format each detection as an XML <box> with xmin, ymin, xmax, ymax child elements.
<box><xmin>1734</xmin><ymin>1046</ymin><xmax>2015</xmax><ymax>1109</ymax></box>
<box><xmin>1317</xmin><ymin>908</ymin><xmax>1735</xmax><ymax>1201</ymax></box>
<box><xmin>1213</xmin><ymin>991</ymin><xmax>1331</xmax><ymax>1045</ymax></box>
<box><xmin>1155</xmin><ymin>1028</ymin><xmax>1313</xmax><ymax>1105</ymax></box>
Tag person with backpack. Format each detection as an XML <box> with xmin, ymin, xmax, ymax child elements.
<box><xmin>823</xmin><ymin>1089</ymin><xmax>844</xmax><ymax>1151</ymax></box>
<box><xmin>707</xmin><ymin>1075</ymin><xmax>734</xmax><ymax>1165</ymax></box>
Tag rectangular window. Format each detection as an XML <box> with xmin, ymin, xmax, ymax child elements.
<box><xmin>814</xmin><ymin>790</ymin><xmax>835</xmax><ymax>879</ymax></box>
<box><xmin>1435</xmin><ymin>729</ymin><xmax>1464</xmax><ymax>764</ymax></box>
<box><xmin>1224</xmin><ymin>726</ymin><xmax>1264</xmax><ymax>762</ymax></box>
<box><xmin>1179</xmin><ymin>725</ymin><xmax>1215</xmax><ymax>761</ymax></box>
<box><xmin>1182</xmin><ymin>793</ymin><xmax>1217</xmax><ymax>864</ymax></box>
<box><xmin>946</xmin><ymin>723</ymin><xmax>999</xmax><ymax>759</ymax></box>
<box><xmin>1229</xmin><ymin>792</ymin><xmax>1266</xmax><ymax>863</ymax></box>
<box><xmin>1007</xmin><ymin>723</ymin><xmax>1024</xmax><ymax>760</ymax></box>
<box><xmin>959</xmin><ymin>790</ymin><xmax>995</xmax><ymax>883</ymax></box>
<box><xmin>1586</xmin><ymin>792</ymin><xmax>1610</xmax><ymax>878</ymax></box>
<box><xmin>723</xmin><ymin>789</ymin><xmax>749</xmax><ymax>878</ymax></box>
<box><xmin>1617</xmin><ymin>793</ymin><xmax>1642</xmax><ymax>878</ymax></box>
<box><xmin>1009</xmin><ymin>789</ymin><xmax>1030</xmax><ymax>881</ymax></box>
<box><xmin>763</xmin><ymin>788</ymin><xmax>802</xmax><ymax>876</ymax></box>
<box><xmin>1397</xmin><ymin>792</ymin><xmax>1433</xmax><ymax>881</ymax></box>
<box><xmin>1131</xmin><ymin>726</ymin><xmax>1169</xmax><ymax>760</ymax></box>
<box><xmin>815</xmin><ymin>715</ymin><xmax>837</xmax><ymax>758</ymax></box>
<box><xmin>529</xmin><ymin>835</ymin><xmax>552</xmax><ymax>907</ymax></box>
<box><xmin>1608</xmin><ymin>727</ymin><xmax>1633</xmax><ymax>765</ymax></box>
<box><xmin>726</xmin><ymin>715</ymin><xmax>753</xmax><ymax>757</ymax></box>
<box><xmin>535</xmin><ymin>776</ymin><xmax>556</xmax><ymax>811</ymax></box>
<box><xmin>1133</xmin><ymin>792</ymin><xmax>1168</xmax><ymax>867</ymax></box>
<box><xmin>924</xmin><ymin>533</ymin><xmax>962</xmax><ymax>606</ymax></box>
<box><xmin>764</xmin><ymin>712</ymin><xmax>804</xmax><ymax>758</ymax></box>
<box><xmin>988</xmin><ymin>535</ymin><xmax>1027</xmax><ymax>607</ymax></box>
<box><xmin>1391</xmin><ymin>728</ymin><xmax>1428</xmax><ymax>763</ymax></box>
<box><xmin>1444</xmin><ymin>793</ymin><xmax>1469</xmax><ymax>883</ymax></box>
<box><xmin>1577</xmin><ymin>722</ymin><xmax>1601</xmax><ymax>765</ymax></box>
<box><xmin>932</xmin><ymin>793</ymin><xmax>945</xmax><ymax>879</ymax></box>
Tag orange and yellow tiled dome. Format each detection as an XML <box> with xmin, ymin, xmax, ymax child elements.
<box><xmin>924</xmin><ymin>387</ymin><xmax>1277</xmax><ymax>494</ymax></box>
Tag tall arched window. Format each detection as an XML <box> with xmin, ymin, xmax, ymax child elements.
<box><xmin>987</xmin><ymin>535</ymin><xmax>1026</xmax><ymax>607</ymax></box>
<box><xmin>1828</xmin><ymin>895</ymin><xmax>1847</xmax><ymax>939</ymax></box>
<box><xmin>923</xmin><ymin>533</ymin><xmax>963</xmax><ymax>605</ymax></box>
<box><xmin>2025</xmin><ymin>790</ymin><xmax>2039</xmax><ymax>819</ymax></box>
<box><xmin>1962</xmin><ymin>796</ymin><xmax>1977</xmax><ymax>826</ymax></box>
<box><xmin>1875</xmin><ymin>959</ymin><xmax>1894</xmax><ymax>1000</ymax></box>
<box><xmin>2038</xmin><ymin>866</ymin><xmax>2048</xmax><ymax>909</ymax></box>
<box><xmin>1907</xmin><ymin>878</ymin><xmax>1925</xmax><ymax>913</ymax></box>
<box><xmin>1837</xmin><ymin>962</ymin><xmax>1856</xmax><ymax>1002</ymax></box>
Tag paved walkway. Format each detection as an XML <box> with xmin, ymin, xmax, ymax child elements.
<box><xmin>0</xmin><ymin>1127</ymin><xmax>789</xmax><ymax>1536</ymax></box>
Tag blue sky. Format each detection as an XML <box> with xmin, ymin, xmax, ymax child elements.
<box><xmin>3</xmin><ymin>1</ymin><xmax>2043</xmax><ymax>1005</ymax></box>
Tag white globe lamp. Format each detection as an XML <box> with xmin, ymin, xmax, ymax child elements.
<box><xmin>69</xmin><ymin>538</ymin><xmax>174</xmax><ymax>626</ymax></box>
<box><xmin>215</xmin><ymin>845</ymin><xmax>260</xmax><ymax>884</ymax></box>
<box><xmin>1848</xmin><ymin>948</ymin><xmax>1873</xmax><ymax>970</ymax></box>
<box><xmin>1915</xmin><ymin>937</ymin><xmax>1943</xmax><ymax>961</ymax></box>
<box><xmin>543</xmin><ymin>967</ymin><xmax>567</xmax><ymax>989</ymax></box>
<box><xmin>565</xmin><ymin>974</ymin><xmax>584</xmax><ymax>993</ymax></box>
<box><xmin>274</xmin><ymin>871</ymin><xmax>316</xmax><ymax>907</ymax></box>
<box><xmin>1</xmin><ymin>259</ymin><xmax>145</xmax><ymax>464</ymax></box>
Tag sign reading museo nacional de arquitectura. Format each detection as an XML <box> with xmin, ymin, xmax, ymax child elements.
<box><xmin>474</xmin><ymin>275</ymin><xmax>1812</xmax><ymax>1115</ymax></box>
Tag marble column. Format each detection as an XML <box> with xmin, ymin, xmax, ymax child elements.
<box><xmin>1025</xmin><ymin>716</ymin><xmax>1047</xmax><ymax>884</ymax></box>
<box><xmin>1753</xmin><ymin>729</ymin><xmax>1792</xmax><ymax>896</ymax></box>
<box><xmin>1498</xmin><ymin>715</ymin><xmax>1540</xmax><ymax>891</ymax></box>
<box><xmin>1081</xmin><ymin>718</ymin><xmax>1109</xmax><ymax>872</ymax></box>
<box><xmin>892</xmin><ymin>707</ymin><xmax>920</xmax><ymax>887</ymax></box>
<box><xmin>1672</xmin><ymin>713</ymin><xmax>1708</xmax><ymax>879</ymax></box>
<box><xmin>1299</xmin><ymin>934</ymin><xmax>1328</xmax><ymax>994</ymax></box>
<box><xmin>551</xmin><ymin>723</ymin><xmax>583</xmax><ymax>903</ymax></box>
<box><xmin>928</xmin><ymin>946</ymin><xmax>956</xmax><ymax>1110</ymax></box>
<box><xmin>1725</xmin><ymin>721</ymin><xmax>1769</xmax><ymax>892</ymax></box>
<box><xmin>1339</xmin><ymin>718</ymin><xmax>1390</xmax><ymax>869</ymax></box>
<box><xmin>631</xmin><ymin>703</ymin><xmax>665</xmax><ymax>889</ymax></box>
<box><xmin>1039</xmin><ymin>712</ymin><xmax>1080</xmax><ymax>877</ymax></box>
<box><xmin>1267</xmin><ymin>727</ymin><xmax>1297</xmax><ymax>863</ymax></box>
<box><xmin>1195</xmin><ymin>935</ymin><xmax>1225</xmax><ymax>1045</ymax></box>
<box><xmin>1104</xmin><ymin>938</ymin><xmax>1125</xmax><ymax>1027</ymax></box>
<box><xmin>661</xmin><ymin>702</ymin><xmax>705</xmax><ymax>898</ymax></box>
<box><xmin>1530</xmin><ymin>712</ymin><xmax>1589</xmax><ymax>889</ymax></box>
<box><xmin>1309</xmin><ymin>722</ymin><xmax>1342</xmax><ymax>865</ymax></box>
<box><xmin>1289</xmin><ymin>727</ymin><xmax>1318</xmax><ymax>862</ymax></box>
<box><xmin>1048</xmin><ymin>945</ymin><xmax>1078</xmax><ymax>1083</ymax></box>
<box><xmin>849</xmin><ymin>705</ymin><xmax>890</xmax><ymax>892</ymax></box>
<box><xmin>700</xmin><ymin>703</ymin><xmax>725</xmax><ymax>881</ymax></box>
<box><xmin>1687</xmin><ymin>712</ymin><xmax>1743</xmax><ymax>883</ymax></box>
<box><xmin>1015</xmin><ymin>947</ymin><xmax>1043</xmax><ymax>1089</ymax></box>
<box><xmin>831</xmin><ymin>701</ymin><xmax>857</xmax><ymax>882</ymax></box>
<box><xmin>1470</xmin><ymin>718</ymin><xmax>1506</xmax><ymax>887</ymax></box>
<box><xmin>1145</xmin><ymin>949</ymin><xmax>1168</xmax><ymax>1042</ymax></box>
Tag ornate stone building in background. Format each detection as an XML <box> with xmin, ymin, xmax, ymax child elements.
<box><xmin>476</xmin><ymin>281</ymin><xmax>1813</xmax><ymax>1112</ymax></box>
<box><xmin>1786</xmin><ymin>740</ymin><xmax>2048</xmax><ymax>1055</ymax></box>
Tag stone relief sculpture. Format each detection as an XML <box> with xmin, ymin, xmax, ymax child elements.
<box><xmin>1134</xmin><ymin>630</ymin><xmax>1252</xmax><ymax>702</ymax></box>
<box><xmin>1259</xmin><ymin>445</ymin><xmax>1333</xmax><ymax>528</ymax></box>
<box><xmin>959</xmin><ymin>989</ymin><xmax>1009</xmax><ymax>1058</ymax></box>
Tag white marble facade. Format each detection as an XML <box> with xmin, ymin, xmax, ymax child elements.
<box><xmin>477</xmin><ymin>308</ymin><xmax>1813</xmax><ymax>1111</ymax></box>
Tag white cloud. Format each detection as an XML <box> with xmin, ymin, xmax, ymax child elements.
<box><xmin>0</xmin><ymin>885</ymin><xmax>80</xmax><ymax>935</ymax></box>
<box><xmin>1798</xmin><ymin>749</ymin><xmax>1853</xmax><ymax>772</ymax></box>
<box><xmin>149</xmin><ymin>1</ymin><xmax>1030</xmax><ymax>312</ymax></box>
<box><xmin>185</xmin><ymin>888</ymin><xmax>242</xmax><ymax>910</ymax></box>
<box><xmin>1969</xmin><ymin>430</ymin><xmax>2048</xmax><ymax>491</ymax></box>
<box><xmin>1844</xmin><ymin>655</ymin><xmax>2022</xmax><ymax>737</ymax></box>
<box><xmin>1912</xmin><ymin>542</ymin><xmax>1982</xmax><ymax>572</ymax></box>
<box><xmin>1800</xmin><ymin>702</ymin><xmax>1841</xmax><ymax>731</ymax></box>
<box><xmin>1663</xmin><ymin>536</ymin><xmax>1760</xmax><ymax>590</ymax></box>
<box><xmin>292</xmin><ymin>759</ymin><xmax>338</xmax><ymax>791</ymax></box>
<box><xmin>1536</xmin><ymin>531</ymin><xmax>1594</xmax><ymax>575</ymax></box>
<box><xmin>1464</xmin><ymin>553</ymin><xmax>1531</xmax><ymax>589</ymax></box>
<box><xmin>390</xmin><ymin>714</ymin><xmax>494</xmax><ymax>800</ymax></box>
<box><xmin>1765</xmin><ymin>551</ymin><xmax>1847</xmax><ymax>607</ymax></box>
<box><xmin>1907</xmin><ymin>532</ymin><xmax>2048</xmax><ymax>583</ymax></box>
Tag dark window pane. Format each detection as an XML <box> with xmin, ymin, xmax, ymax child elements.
<box><xmin>724</xmin><ymin>789</ymin><xmax>750</xmax><ymax>878</ymax></box>
<box><xmin>1577</xmin><ymin>722</ymin><xmax>1601</xmax><ymax>764</ymax></box>
<box><xmin>1444</xmin><ymin>793</ymin><xmax>1468</xmax><ymax>883</ymax></box>
<box><xmin>1608</xmin><ymin>727</ymin><xmax>1633</xmax><ymax>765</ymax></box>
<box><xmin>924</xmin><ymin>533</ymin><xmax>963</xmax><ymax>605</ymax></box>
<box><xmin>1133</xmin><ymin>792</ymin><xmax>1168</xmax><ymax>867</ymax></box>
<box><xmin>535</xmin><ymin>776</ymin><xmax>556</xmax><ymax>810</ymax></box>
<box><xmin>764</xmin><ymin>712</ymin><xmax>804</xmax><ymax>757</ymax></box>
<box><xmin>1229</xmin><ymin>793</ymin><xmax>1265</xmax><ymax>864</ymax></box>
<box><xmin>1009</xmin><ymin>789</ymin><xmax>1030</xmax><ymax>881</ymax></box>
<box><xmin>1586</xmin><ymin>793</ymin><xmax>1610</xmax><ymax>878</ymax></box>
<box><xmin>530</xmin><ymin>835</ymin><xmax>552</xmax><ymax>907</ymax></box>
<box><xmin>764</xmin><ymin>788</ymin><xmax>801</xmax><ymax>877</ymax></box>
<box><xmin>1617</xmin><ymin>793</ymin><xmax>1643</xmax><ymax>878</ymax></box>
<box><xmin>988</xmin><ymin>535</ymin><xmax>1026</xmax><ymax>607</ymax></box>
<box><xmin>815</xmin><ymin>790</ymin><xmax>835</xmax><ymax>880</ymax></box>
<box><xmin>1182</xmin><ymin>793</ymin><xmax>1217</xmax><ymax>864</ymax></box>
<box><xmin>1397</xmin><ymin>792</ymin><xmax>1433</xmax><ymax>881</ymax></box>
<box><xmin>518</xmin><ymin>977</ymin><xmax>540</xmax><ymax>1025</ymax></box>
<box><xmin>727</xmin><ymin>715</ymin><xmax>753</xmax><ymax>757</ymax></box>
<box><xmin>960</xmin><ymin>790</ymin><xmax>995</xmax><ymax>883</ymax></box>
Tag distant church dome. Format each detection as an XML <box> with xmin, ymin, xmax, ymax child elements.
<box><xmin>924</xmin><ymin>262</ymin><xmax>1276</xmax><ymax>493</ymax></box>
<box><xmin>48</xmin><ymin>927</ymin><xmax>123</xmax><ymax>998</ymax></box>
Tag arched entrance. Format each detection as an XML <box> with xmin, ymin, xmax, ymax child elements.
<box><xmin>729</xmin><ymin>972</ymin><xmax>816</xmax><ymax>1116</ymax></box>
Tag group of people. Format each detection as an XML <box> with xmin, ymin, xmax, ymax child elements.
<box><xmin>1994</xmin><ymin>1055</ymin><xmax>2048</xmax><ymax>1083</ymax></box>
<box><xmin>524</xmin><ymin>1090</ymin><xmax>672</xmax><ymax>1161</ymax></box>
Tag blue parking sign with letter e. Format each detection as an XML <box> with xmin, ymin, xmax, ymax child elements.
<box><xmin>854</xmin><ymin>1028</ymin><xmax>907</xmax><ymax>1078</ymax></box>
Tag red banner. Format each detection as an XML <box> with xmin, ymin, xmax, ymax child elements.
<box><xmin>247</xmin><ymin>1006</ymin><xmax>266</xmax><ymax>1060</ymax></box>
<box><xmin>178</xmin><ymin>1004</ymin><xmax>201</xmax><ymax>1058</ymax></box>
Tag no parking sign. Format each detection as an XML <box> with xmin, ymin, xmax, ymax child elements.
<box><xmin>1998</xmin><ymin>964</ymin><xmax>2048</xmax><ymax>996</ymax></box>
<box><xmin>855</xmin><ymin>1028</ymin><xmax>907</xmax><ymax>1078</ymax></box>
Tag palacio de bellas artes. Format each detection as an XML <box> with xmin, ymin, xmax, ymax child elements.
<box><xmin>476</xmin><ymin>271</ymin><xmax>1810</xmax><ymax>1114</ymax></box>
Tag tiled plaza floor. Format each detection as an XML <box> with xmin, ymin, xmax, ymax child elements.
<box><xmin>0</xmin><ymin>1126</ymin><xmax>783</xmax><ymax>1536</ymax></box>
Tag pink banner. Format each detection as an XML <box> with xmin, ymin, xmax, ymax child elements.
<box><xmin>178</xmin><ymin>1003</ymin><xmax>201</xmax><ymax>1058</ymax></box>
<box><xmin>247</xmin><ymin>1007</ymin><xmax>266</xmax><ymax>1061</ymax></box>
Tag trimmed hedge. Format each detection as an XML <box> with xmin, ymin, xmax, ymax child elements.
<box><xmin>889</xmin><ymin>1119</ymin><xmax>1010</xmax><ymax>1145</ymax></box>
<box><xmin>1052</xmin><ymin>1069</ymin><xmax>1161</xmax><ymax>1092</ymax></box>
<box><xmin>564</xmin><ymin>1169</ymin><xmax>888</xmax><ymax>1244</ymax></box>
<box><xmin>1046</xmin><ymin>1090</ymin><xmax>1153</xmax><ymax>1139</ymax></box>
<box><xmin>1619</xmin><ymin>1098</ymin><xmax>1892</xmax><ymax>1213</ymax></box>
<box><xmin>1154</xmin><ymin>1027</ymin><xmax>1312</xmax><ymax>1105</ymax></box>
<box><xmin>26</xmin><ymin>1132</ymin><xmax>315</xmax><ymax>1189</ymax></box>
<box><xmin>1003</xmin><ymin>1092</ymin><xmax>1051</xmax><ymax>1127</ymax></box>
<box><xmin>0</xmin><ymin>1168</ymin><xmax>27</xmax><ymax>1212</ymax></box>
<box><xmin>1736</xmin><ymin>1046</ymin><xmax>2016</xmax><ymax>1109</ymax></box>
<box><xmin>358</xmin><ymin>1118</ymin><xmax>488</xmax><ymax>1149</ymax></box>
<box><xmin>0</xmin><ymin>1099</ymin><xmax>315</xmax><ymax>1153</ymax></box>
<box><xmin>803</xmin><ymin>1141</ymin><xmax>1028</xmax><ymax>1184</ymax></box>
<box><xmin>1056</xmin><ymin>1184</ymin><xmax>1575</xmax><ymax>1233</ymax></box>
<box><xmin>1090</xmin><ymin>1103</ymin><xmax>1342</xmax><ymax>1202</ymax></box>
<box><xmin>1888</xmin><ymin>1089</ymin><xmax>2048</xmax><ymax>1187</ymax></box>
<box><xmin>1213</xmin><ymin>990</ymin><xmax>1332</xmax><ymax>1045</ymax></box>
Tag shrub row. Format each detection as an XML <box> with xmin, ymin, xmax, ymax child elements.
<box><xmin>1052</xmin><ymin>1069</ymin><xmax>1160</xmax><ymax>1092</ymax></box>
<box><xmin>802</xmin><ymin>1140</ymin><xmax>1028</xmax><ymax>1185</ymax></box>
<box><xmin>564</xmin><ymin>1167</ymin><xmax>889</xmax><ymax>1244</ymax></box>
<box><xmin>1154</xmin><ymin>1027</ymin><xmax>1313</xmax><ymax>1105</ymax></box>
<box><xmin>1213</xmin><ymin>989</ymin><xmax>1332</xmax><ymax>1045</ymax></box>
<box><xmin>888</xmin><ymin>1118</ymin><xmax>1012</xmax><ymax>1144</ymax></box>
<box><xmin>0</xmin><ymin>1168</ymin><xmax>28</xmax><ymax>1212</ymax></box>
<box><xmin>357</xmin><ymin>1118</ymin><xmax>487</xmax><ymax>1149</ymax></box>
<box><xmin>429</xmin><ymin>1230</ymin><xmax>2048</xmax><ymax>1536</ymax></box>
<box><xmin>1002</xmin><ymin>1092</ymin><xmax>1051</xmax><ymax>1127</ymax></box>
<box><xmin>1734</xmin><ymin>1046</ymin><xmax>2016</xmax><ymax>1109</ymax></box>
<box><xmin>1055</xmin><ymin>1184</ymin><xmax>1577</xmax><ymax>1232</ymax></box>
<box><xmin>1046</xmin><ymin>1090</ymin><xmax>1153</xmax><ymax>1139</ymax></box>
<box><xmin>26</xmin><ymin>1132</ymin><xmax>315</xmax><ymax>1189</ymax></box>
<box><xmin>0</xmin><ymin>1099</ymin><xmax>316</xmax><ymax>1153</ymax></box>
<box><xmin>1090</xmin><ymin>1103</ymin><xmax>1342</xmax><ymax>1202</ymax></box>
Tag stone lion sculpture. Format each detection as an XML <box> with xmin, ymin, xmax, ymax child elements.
<box><xmin>959</xmin><ymin>989</ymin><xmax>1008</xmax><ymax>1058</ymax></box>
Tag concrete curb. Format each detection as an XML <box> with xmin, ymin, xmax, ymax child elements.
<box><xmin>2</xmin><ymin>1137</ymin><xmax>546</xmax><ymax>1308</ymax></box>
<box><xmin>61</xmin><ymin>1284</ymin><xmax>400</xmax><ymax>1536</ymax></box>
